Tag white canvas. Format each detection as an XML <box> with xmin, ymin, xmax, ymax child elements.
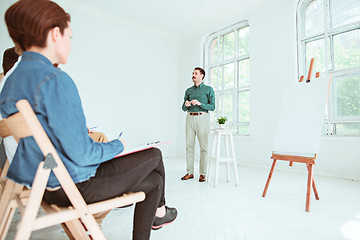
<box><xmin>273</xmin><ymin>76</ymin><xmax>330</xmax><ymax>157</ymax></box>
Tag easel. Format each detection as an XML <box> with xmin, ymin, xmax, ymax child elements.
<box><xmin>262</xmin><ymin>152</ymin><xmax>320</xmax><ymax>212</ymax></box>
<box><xmin>262</xmin><ymin>58</ymin><xmax>324</xmax><ymax>212</ymax></box>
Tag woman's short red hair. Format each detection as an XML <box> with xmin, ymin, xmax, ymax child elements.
<box><xmin>5</xmin><ymin>0</ymin><xmax>71</xmax><ymax>51</ymax></box>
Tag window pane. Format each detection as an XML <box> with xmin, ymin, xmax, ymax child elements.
<box><xmin>210</xmin><ymin>38</ymin><xmax>218</xmax><ymax>64</ymax></box>
<box><xmin>223</xmin><ymin>94</ymin><xmax>233</xmax><ymax>122</ymax></box>
<box><xmin>333</xmin><ymin>76</ymin><xmax>360</xmax><ymax>119</ymax></box>
<box><xmin>305</xmin><ymin>39</ymin><xmax>326</xmax><ymax>73</ymax></box>
<box><xmin>335</xmin><ymin>123</ymin><xmax>360</xmax><ymax>135</ymax></box>
<box><xmin>238</xmin><ymin>91</ymin><xmax>250</xmax><ymax>122</ymax></box>
<box><xmin>217</xmin><ymin>94</ymin><xmax>223</xmax><ymax>116</ymax></box>
<box><xmin>224</xmin><ymin>32</ymin><xmax>235</xmax><ymax>60</ymax></box>
<box><xmin>333</xmin><ymin>30</ymin><xmax>360</xmax><ymax>70</ymax></box>
<box><xmin>305</xmin><ymin>0</ymin><xmax>324</xmax><ymax>36</ymax></box>
<box><xmin>331</xmin><ymin>0</ymin><xmax>360</xmax><ymax>28</ymax></box>
<box><xmin>210</xmin><ymin>67</ymin><xmax>218</xmax><ymax>90</ymax></box>
<box><xmin>238</xmin><ymin>59</ymin><xmax>250</xmax><ymax>87</ymax></box>
<box><xmin>238</xmin><ymin>26</ymin><xmax>249</xmax><ymax>56</ymax></box>
<box><xmin>223</xmin><ymin>63</ymin><xmax>235</xmax><ymax>89</ymax></box>
<box><xmin>219</xmin><ymin>36</ymin><xmax>223</xmax><ymax>61</ymax></box>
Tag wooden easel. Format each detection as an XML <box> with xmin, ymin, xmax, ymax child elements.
<box><xmin>262</xmin><ymin>58</ymin><xmax>323</xmax><ymax>212</ymax></box>
<box><xmin>262</xmin><ymin>152</ymin><xmax>320</xmax><ymax>212</ymax></box>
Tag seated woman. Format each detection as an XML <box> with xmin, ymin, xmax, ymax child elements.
<box><xmin>0</xmin><ymin>1</ymin><xmax>177</xmax><ymax>239</ymax></box>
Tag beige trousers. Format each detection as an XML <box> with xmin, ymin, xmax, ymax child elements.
<box><xmin>185</xmin><ymin>113</ymin><xmax>209</xmax><ymax>175</ymax></box>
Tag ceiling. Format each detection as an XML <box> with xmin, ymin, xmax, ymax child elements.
<box><xmin>70</xmin><ymin>0</ymin><xmax>273</xmax><ymax>38</ymax></box>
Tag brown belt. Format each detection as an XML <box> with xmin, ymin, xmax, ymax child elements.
<box><xmin>189</xmin><ymin>112</ymin><xmax>202</xmax><ymax>115</ymax></box>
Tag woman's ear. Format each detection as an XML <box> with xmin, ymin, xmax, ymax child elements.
<box><xmin>50</xmin><ymin>27</ymin><xmax>62</xmax><ymax>42</ymax></box>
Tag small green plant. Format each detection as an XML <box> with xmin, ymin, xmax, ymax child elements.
<box><xmin>217</xmin><ymin>116</ymin><xmax>227</xmax><ymax>124</ymax></box>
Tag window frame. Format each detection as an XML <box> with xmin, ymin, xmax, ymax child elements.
<box><xmin>203</xmin><ymin>20</ymin><xmax>250</xmax><ymax>135</ymax></box>
<box><xmin>297</xmin><ymin>0</ymin><xmax>360</xmax><ymax>136</ymax></box>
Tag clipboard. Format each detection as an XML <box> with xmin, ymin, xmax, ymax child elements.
<box><xmin>115</xmin><ymin>140</ymin><xmax>171</xmax><ymax>157</ymax></box>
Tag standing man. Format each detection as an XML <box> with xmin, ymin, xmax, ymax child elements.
<box><xmin>181</xmin><ymin>67</ymin><xmax>215</xmax><ymax>182</ymax></box>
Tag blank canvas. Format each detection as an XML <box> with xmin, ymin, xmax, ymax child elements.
<box><xmin>273</xmin><ymin>76</ymin><xmax>330</xmax><ymax>157</ymax></box>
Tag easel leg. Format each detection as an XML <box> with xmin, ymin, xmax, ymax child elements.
<box><xmin>306</xmin><ymin>164</ymin><xmax>313</xmax><ymax>212</ymax></box>
<box><xmin>307</xmin><ymin>165</ymin><xmax>320</xmax><ymax>200</ymax></box>
<box><xmin>262</xmin><ymin>159</ymin><xmax>277</xmax><ymax>197</ymax></box>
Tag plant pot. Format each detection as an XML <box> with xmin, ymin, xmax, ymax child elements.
<box><xmin>218</xmin><ymin>123</ymin><xmax>225</xmax><ymax>129</ymax></box>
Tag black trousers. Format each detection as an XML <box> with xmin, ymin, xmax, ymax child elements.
<box><xmin>44</xmin><ymin>148</ymin><xmax>166</xmax><ymax>240</ymax></box>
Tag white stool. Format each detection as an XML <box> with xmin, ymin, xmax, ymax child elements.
<box><xmin>207</xmin><ymin>129</ymin><xmax>239</xmax><ymax>187</ymax></box>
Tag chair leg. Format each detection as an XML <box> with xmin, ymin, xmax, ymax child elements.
<box><xmin>208</xmin><ymin>132</ymin><xmax>218</xmax><ymax>182</ymax></box>
<box><xmin>42</xmin><ymin>203</ymin><xmax>91</xmax><ymax>240</ymax></box>
<box><xmin>262</xmin><ymin>159</ymin><xmax>277</xmax><ymax>197</ymax></box>
<box><xmin>306</xmin><ymin>164</ymin><xmax>313</xmax><ymax>212</ymax></box>
<box><xmin>15</xmin><ymin>163</ymin><xmax>51</xmax><ymax>240</ymax></box>
<box><xmin>0</xmin><ymin>201</ymin><xmax>16</xmax><ymax>240</ymax></box>
<box><xmin>225</xmin><ymin>136</ymin><xmax>230</xmax><ymax>182</ymax></box>
<box><xmin>62</xmin><ymin>220</ymin><xmax>92</xmax><ymax>240</ymax></box>
<box><xmin>214</xmin><ymin>134</ymin><xmax>221</xmax><ymax>187</ymax></box>
<box><xmin>229</xmin><ymin>134</ymin><xmax>239</xmax><ymax>186</ymax></box>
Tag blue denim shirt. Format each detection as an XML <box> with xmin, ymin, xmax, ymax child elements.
<box><xmin>0</xmin><ymin>52</ymin><xmax>123</xmax><ymax>188</ymax></box>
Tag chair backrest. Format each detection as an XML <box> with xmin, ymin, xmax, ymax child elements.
<box><xmin>5</xmin><ymin>99</ymin><xmax>108</xmax><ymax>239</ymax></box>
<box><xmin>3</xmin><ymin>99</ymin><xmax>145</xmax><ymax>240</ymax></box>
<box><xmin>0</xmin><ymin>118</ymin><xmax>27</xmax><ymax>240</ymax></box>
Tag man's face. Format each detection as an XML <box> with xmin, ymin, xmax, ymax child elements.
<box><xmin>192</xmin><ymin>70</ymin><xmax>203</xmax><ymax>85</ymax></box>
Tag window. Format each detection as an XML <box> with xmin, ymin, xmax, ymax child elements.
<box><xmin>297</xmin><ymin>0</ymin><xmax>360</xmax><ymax>136</ymax></box>
<box><xmin>203</xmin><ymin>21</ymin><xmax>250</xmax><ymax>135</ymax></box>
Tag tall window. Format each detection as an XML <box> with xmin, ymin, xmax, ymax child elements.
<box><xmin>203</xmin><ymin>21</ymin><xmax>250</xmax><ymax>135</ymax></box>
<box><xmin>297</xmin><ymin>0</ymin><xmax>360</xmax><ymax>136</ymax></box>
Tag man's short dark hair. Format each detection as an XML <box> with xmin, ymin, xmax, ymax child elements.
<box><xmin>2</xmin><ymin>47</ymin><xmax>19</xmax><ymax>75</ymax></box>
<box><xmin>194</xmin><ymin>67</ymin><xmax>205</xmax><ymax>80</ymax></box>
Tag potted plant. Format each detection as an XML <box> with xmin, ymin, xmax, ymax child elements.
<box><xmin>217</xmin><ymin>116</ymin><xmax>227</xmax><ymax>129</ymax></box>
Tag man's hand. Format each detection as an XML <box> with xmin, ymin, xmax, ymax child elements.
<box><xmin>185</xmin><ymin>100</ymin><xmax>191</xmax><ymax>107</ymax></box>
<box><xmin>191</xmin><ymin>99</ymin><xmax>201</xmax><ymax>106</ymax></box>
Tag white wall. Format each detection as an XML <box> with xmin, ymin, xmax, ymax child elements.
<box><xmin>1</xmin><ymin>0</ymin><xmax>359</xmax><ymax>180</ymax></box>
<box><xmin>176</xmin><ymin>0</ymin><xmax>360</xmax><ymax>181</ymax></box>
<box><xmin>0</xmin><ymin>0</ymin><xmax>180</xmax><ymax>157</ymax></box>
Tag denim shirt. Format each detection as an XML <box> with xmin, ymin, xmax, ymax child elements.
<box><xmin>0</xmin><ymin>52</ymin><xmax>123</xmax><ymax>188</ymax></box>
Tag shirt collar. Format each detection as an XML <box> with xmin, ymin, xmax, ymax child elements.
<box><xmin>194</xmin><ymin>82</ymin><xmax>204</xmax><ymax>88</ymax></box>
<box><xmin>22</xmin><ymin>51</ymin><xmax>53</xmax><ymax>67</ymax></box>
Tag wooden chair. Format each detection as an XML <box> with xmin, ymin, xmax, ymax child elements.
<box><xmin>0</xmin><ymin>119</ymin><xmax>30</xmax><ymax>240</ymax></box>
<box><xmin>1</xmin><ymin>99</ymin><xmax>145</xmax><ymax>239</ymax></box>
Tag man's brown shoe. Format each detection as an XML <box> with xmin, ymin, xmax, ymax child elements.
<box><xmin>181</xmin><ymin>173</ymin><xmax>194</xmax><ymax>180</ymax></box>
<box><xmin>199</xmin><ymin>175</ymin><xmax>206</xmax><ymax>182</ymax></box>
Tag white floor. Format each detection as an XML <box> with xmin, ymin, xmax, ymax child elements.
<box><xmin>5</xmin><ymin>157</ymin><xmax>360</xmax><ymax>240</ymax></box>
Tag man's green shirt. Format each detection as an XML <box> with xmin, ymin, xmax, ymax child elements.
<box><xmin>182</xmin><ymin>82</ymin><xmax>215</xmax><ymax>113</ymax></box>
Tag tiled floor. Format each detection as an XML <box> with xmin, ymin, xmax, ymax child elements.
<box><xmin>5</xmin><ymin>157</ymin><xmax>360</xmax><ymax>240</ymax></box>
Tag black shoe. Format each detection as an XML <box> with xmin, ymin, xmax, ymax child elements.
<box><xmin>152</xmin><ymin>206</ymin><xmax>177</xmax><ymax>230</ymax></box>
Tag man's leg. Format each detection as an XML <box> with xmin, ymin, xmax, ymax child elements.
<box><xmin>185</xmin><ymin>114</ymin><xmax>196</xmax><ymax>175</ymax></box>
<box><xmin>196</xmin><ymin>113</ymin><xmax>209</xmax><ymax>177</ymax></box>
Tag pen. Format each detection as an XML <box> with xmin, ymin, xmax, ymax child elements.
<box><xmin>89</xmin><ymin>126</ymin><xmax>97</xmax><ymax>130</ymax></box>
<box><xmin>118</xmin><ymin>132</ymin><xmax>123</xmax><ymax>139</ymax></box>
<box><xmin>147</xmin><ymin>141</ymin><xmax>160</xmax><ymax>145</ymax></box>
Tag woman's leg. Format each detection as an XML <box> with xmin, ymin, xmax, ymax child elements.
<box><xmin>44</xmin><ymin>148</ymin><xmax>167</xmax><ymax>240</ymax></box>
